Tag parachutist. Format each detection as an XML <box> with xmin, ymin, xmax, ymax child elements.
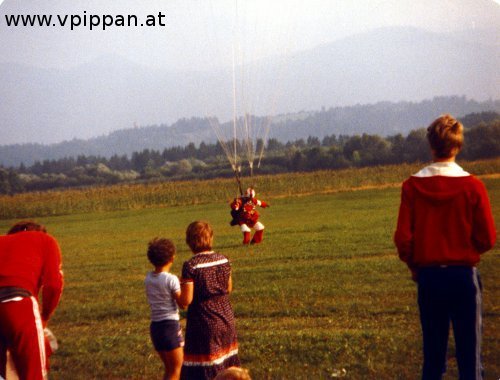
<box><xmin>229</xmin><ymin>187</ymin><xmax>269</xmax><ymax>245</ymax></box>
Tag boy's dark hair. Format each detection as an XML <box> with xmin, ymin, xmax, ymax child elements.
<box><xmin>147</xmin><ymin>238</ymin><xmax>176</xmax><ymax>267</ymax></box>
<box><xmin>8</xmin><ymin>220</ymin><xmax>47</xmax><ymax>235</ymax></box>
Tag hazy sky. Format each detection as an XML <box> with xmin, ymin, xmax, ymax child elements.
<box><xmin>0</xmin><ymin>0</ymin><xmax>499</xmax><ymax>146</ymax></box>
<box><xmin>1</xmin><ymin>0</ymin><xmax>499</xmax><ymax>71</ymax></box>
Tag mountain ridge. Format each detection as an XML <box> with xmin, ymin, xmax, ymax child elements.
<box><xmin>1</xmin><ymin>95</ymin><xmax>499</xmax><ymax>167</ymax></box>
<box><xmin>0</xmin><ymin>25</ymin><xmax>499</xmax><ymax>146</ymax></box>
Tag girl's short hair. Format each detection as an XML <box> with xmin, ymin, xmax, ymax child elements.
<box><xmin>7</xmin><ymin>220</ymin><xmax>46</xmax><ymax>235</ymax></box>
<box><xmin>426</xmin><ymin>114</ymin><xmax>464</xmax><ymax>158</ymax></box>
<box><xmin>186</xmin><ymin>221</ymin><xmax>213</xmax><ymax>253</ymax></box>
<box><xmin>147</xmin><ymin>238</ymin><xmax>176</xmax><ymax>267</ymax></box>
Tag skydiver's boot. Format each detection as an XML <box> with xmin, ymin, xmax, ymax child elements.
<box><xmin>242</xmin><ymin>232</ymin><xmax>251</xmax><ymax>245</ymax></box>
<box><xmin>250</xmin><ymin>229</ymin><xmax>264</xmax><ymax>244</ymax></box>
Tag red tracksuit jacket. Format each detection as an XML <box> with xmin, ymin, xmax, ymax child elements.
<box><xmin>395</xmin><ymin>170</ymin><xmax>496</xmax><ymax>270</ymax></box>
<box><xmin>0</xmin><ymin>231</ymin><xmax>63</xmax><ymax>322</ymax></box>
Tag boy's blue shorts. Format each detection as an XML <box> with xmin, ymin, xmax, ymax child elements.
<box><xmin>150</xmin><ymin>319</ymin><xmax>184</xmax><ymax>352</ymax></box>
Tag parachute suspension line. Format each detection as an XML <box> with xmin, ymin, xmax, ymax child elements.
<box><xmin>233</xmin><ymin>0</ymin><xmax>254</xmax><ymax>180</ymax></box>
<box><xmin>246</xmin><ymin>7</ymin><xmax>263</xmax><ymax>171</ymax></box>
<box><xmin>231</xmin><ymin>0</ymin><xmax>239</xmax><ymax>173</ymax></box>
<box><xmin>210</xmin><ymin>115</ymin><xmax>242</xmax><ymax>196</ymax></box>
<box><xmin>236</xmin><ymin>2</ymin><xmax>286</xmax><ymax>171</ymax></box>
<box><xmin>255</xmin><ymin>2</ymin><xmax>302</xmax><ymax>169</ymax></box>
<box><xmin>201</xmin><ymin>1</ymin><xmax>302</xmax><ymax>185</ymax></box>
<box><xmin>192</xmin><ymin>1</ymin><xmax>241</xmax><ymax>176</ymax></box>
<box><xmin>234</xmin><ymin>164</ymin><xmax>243</xmax><ymax>196</ymax></box>
<box><xmin>231</xmin><ymin>0</ymin><xmax>255</xmax><ymax>188</ymax></box>
<box><xmin>241</xmin><ymin>36</ymin><xmax>253</xmax><ymax>174</ymax></box>
<box><xmin>249</xmin><ymin>159</ymin><xmax>254</xmax><ymax>180</ymax></box>
<box><xmin>239</xmin><ymin>3</ymin><xmax>264</xmax><ymax>175</ymax></box>
<box><xmin>207</xmin><ymin>117</ymin><xmax>241</xmax><ymax>182</ymax></box>
<box><xmin>230</xmin><ymin>0</ymin><xmax>248</xmax><ymax>196</ymax></box>
<box><xmin>244</xmin><ymin>113</ymin><xmax>255</xmax><ymax>177</ymax></box>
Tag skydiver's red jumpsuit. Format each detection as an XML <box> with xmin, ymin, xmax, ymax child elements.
<box><xmin>230</xmin><ymin>195</ymin><xmax>269</xmax><ymax>244</ymax></box>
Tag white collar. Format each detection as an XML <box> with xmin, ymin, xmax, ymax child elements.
<box><xmin>196</xmin><ymin>250</ymin><xmax>215</xmax><ymax>255</ymax></box>
<box><xmin>413</xmin><ymin>162</ymin><xmax>470</xmax><ymax>178</ymax></box>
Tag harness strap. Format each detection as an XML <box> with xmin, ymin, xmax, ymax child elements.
<box><xmin>0</xmin><ymin>286</ymin><xmax>32</xmax><ymax>302</ymax></box>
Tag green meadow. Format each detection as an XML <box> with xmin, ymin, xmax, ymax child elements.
<box><xmin>0</xmin><ymin>164</ymin><xmax>498</xmax><ymax>379</ymax></box>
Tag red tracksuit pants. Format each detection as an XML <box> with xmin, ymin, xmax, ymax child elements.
<box><xmin>0</xmin><ymin>297</ymin><xmax>47</xmax><ymax>380</ymax></box>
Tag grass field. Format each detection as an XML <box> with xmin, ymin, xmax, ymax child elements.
<box><xmin>0</xmin><ymin>165</ymin><xmax>498</xmax><ymax>379</ymax></box>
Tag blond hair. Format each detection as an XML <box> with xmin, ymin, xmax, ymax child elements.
<box><xmin>426</xmin><ymin>114</ymin><xmax>464</xmax><ymax>158</ymax></box>
<box><xmin>186</xmin><ymin>221</ymin><xmax>213</xmax><ymax>253</ymax></box>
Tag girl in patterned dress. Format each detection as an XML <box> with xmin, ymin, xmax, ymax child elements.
<box><xmin>180</xmin><ymin>221</ymin><xmax>240</xmax><ymax>380</ymax></box>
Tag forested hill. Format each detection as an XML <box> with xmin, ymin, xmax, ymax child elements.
<box><xmin>1</xmin><ymin>96</ymin><xmax>499</xmax><ymax>167</ymax></box>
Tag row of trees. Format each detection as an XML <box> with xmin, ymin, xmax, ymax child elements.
<box><xmin>0</xmin><ymin>115</ymin><xmax>498</xmax><ymax>194</ymax></box>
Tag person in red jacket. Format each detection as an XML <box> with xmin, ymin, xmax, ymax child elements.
<box><xmin>230</xmin><ymin>187</ymin><xmax>269</xmax><ymax>244</ymax></box>
<box><xmin>394</xmin><ymin>114</ymin><xmax>496</xmax><ymax>380</ymax></box>
<box><xmin>0</xmin><ymin>221</ymin><xmax>64</xmax><ymax>380</ymax></box>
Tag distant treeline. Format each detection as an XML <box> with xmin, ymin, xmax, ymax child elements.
<box><xmin>0</xmin><ymin>112</ymin><xmax>498</xmax><ymax>195</ymax></box>
<box><xmin>1</xmin><ymin>95</ymin><xmax>499</xmax><ymax>168</ymax></box>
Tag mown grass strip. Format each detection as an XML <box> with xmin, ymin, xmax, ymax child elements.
<box><xmin>1</xmin><ymin>158</ymin><xmax>498</xmax><ymax>219</ymax></box>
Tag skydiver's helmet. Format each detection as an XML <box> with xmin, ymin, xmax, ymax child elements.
<box><xmin>245</xmin><ymin>187</ymin><xmax>256</xmax><ymax>198</ymax></box>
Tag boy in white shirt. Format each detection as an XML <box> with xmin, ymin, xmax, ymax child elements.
<box><xmin>145</xmin><ymin>238</ymin><xmax>187</xmax><ymax>380</ymax></box>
